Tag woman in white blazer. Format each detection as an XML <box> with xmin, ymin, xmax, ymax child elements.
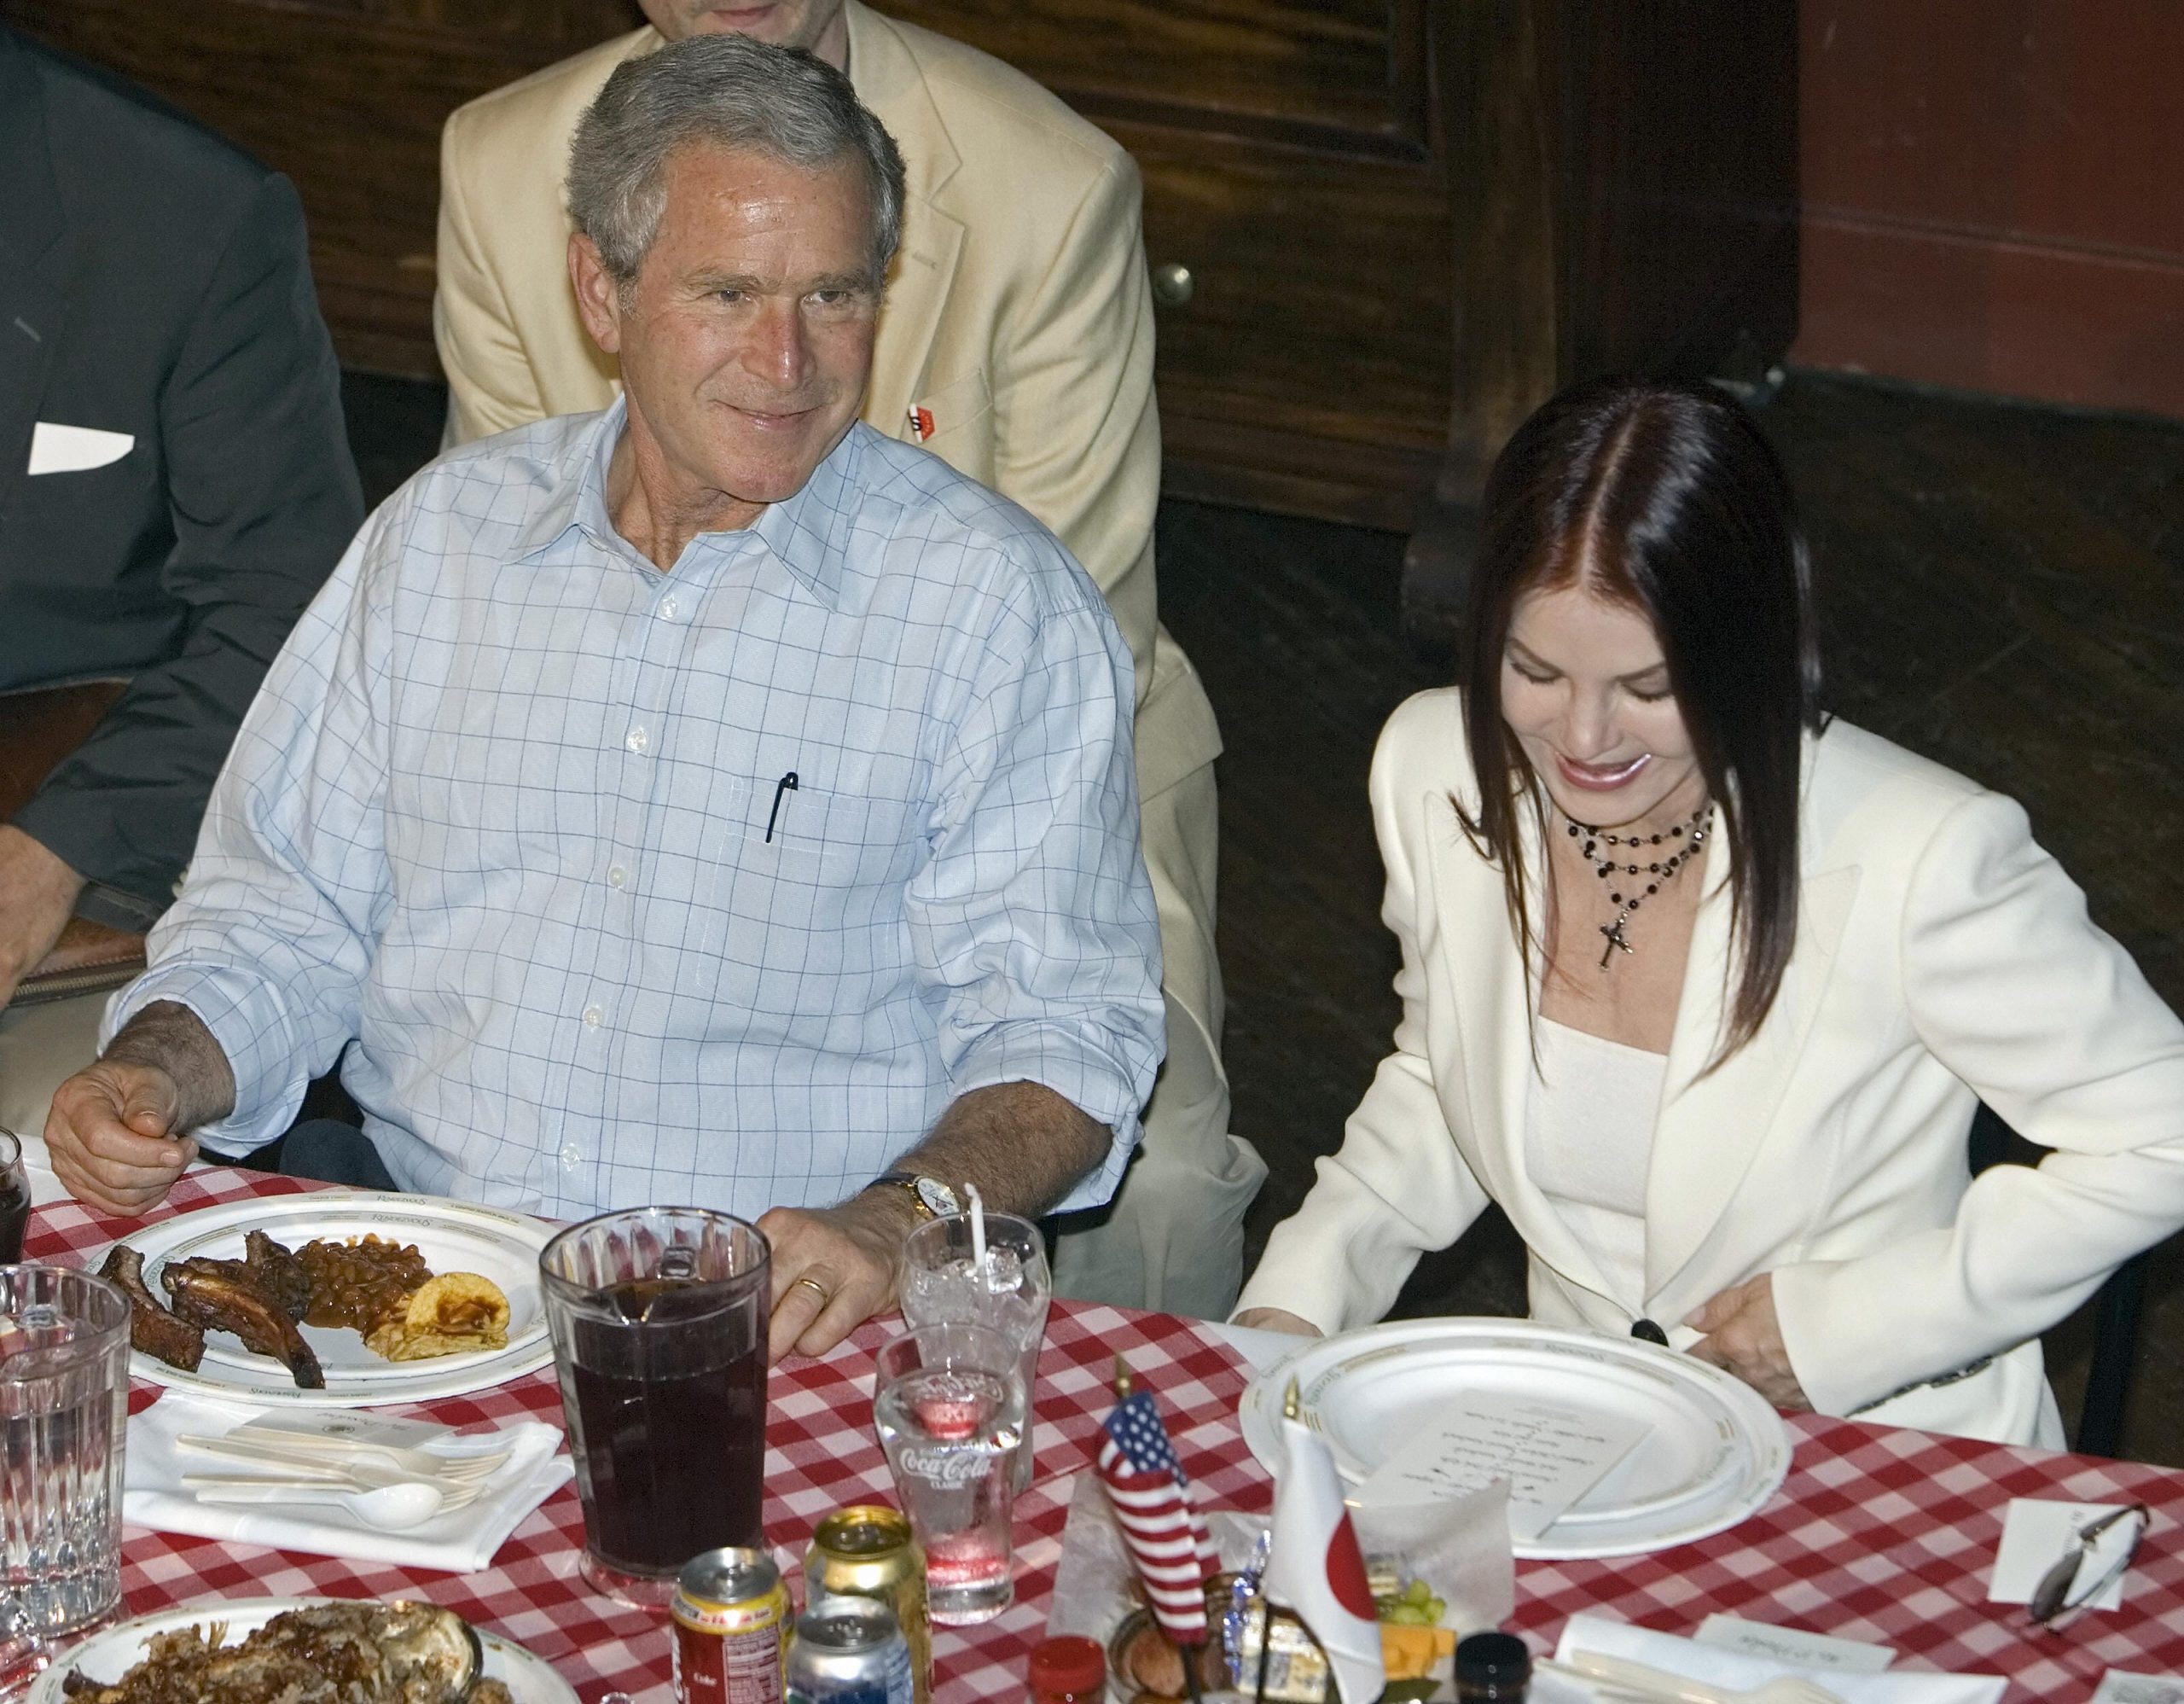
<box><xmin>1234</xmin><ymin>377</ymin><xmax>2184</xmax><ymax>1446</ymax></box>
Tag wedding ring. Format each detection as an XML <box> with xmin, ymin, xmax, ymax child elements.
<box><xmin>791</xmin><ymin>1276</ymin><xmax>832</xmax><ymax>1307</ymax></box>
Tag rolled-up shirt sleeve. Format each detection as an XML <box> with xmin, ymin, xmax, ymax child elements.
<box><xmin>909</xmin><ymin>553</ymin><xmax>1165</xmax><ymax>1212</ymax></box>
<box><xmin>102</xmin><ymin>513</ymin><xmax>395</xmax><ymax>1154</ymax></box>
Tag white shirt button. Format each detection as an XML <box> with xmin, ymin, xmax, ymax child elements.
<box><xmin>625</xmin><ymin>726</ymin><xmax>649</xmax><ymax>754</ymax></box>
<box><xmin>607</xmin><ymin>864</ymin><xmax>627</xmax><ymax>888</ymax></box>
<box><xmin>659</xmin><ymin>596</ymin><xmax>679</xmax><ymax>620</ymax></box>
<box><xmin>582</xmin><ymin>1005</ymin><xmax>603</xmax><ymax>1027</ymax></box>
<box><xmin>560</xmin><ymin>1144</ymin><xmax>582</xmax><ymax>1166</ymax></box>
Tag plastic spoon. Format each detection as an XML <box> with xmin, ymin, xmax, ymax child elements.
<box><xmin>189</xmin><ymin>1478</ymin><xmax>450</xmax><ymax>1530</ymax></box>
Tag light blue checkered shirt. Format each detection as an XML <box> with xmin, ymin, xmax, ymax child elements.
<box><xmin>110</xmin><ymin>405</ymin><xmax>1165</xmax><ymax>1219</ymax></box>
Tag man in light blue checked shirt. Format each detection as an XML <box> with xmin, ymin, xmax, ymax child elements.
<box><xmin>45</xmin><ymin>36</ymin><xmax>1165</xmax><ymax>1363</ymax></box>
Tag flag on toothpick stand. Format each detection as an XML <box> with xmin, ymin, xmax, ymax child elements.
<box><xmin>1097</xmin><ymin>1370</ymin><xmax>1218</xmax><ymax>1647</ymax></box>
<box><xmin>1263</xmin><ymin>1417</ymin><xmax>1385</xmax><ymax>1704</ymax></box>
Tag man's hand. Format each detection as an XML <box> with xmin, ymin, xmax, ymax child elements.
<box><xmin>47</xmin><ymin>1001</ymin><xmax>235</xmax><ymax>1217</ymax></box>
<box><xmin>46</xmin><ymin>1060</ymin><xmax>197</xmax><ymax>1216</ymax></box>
<box><xmin>752</xmin><ymin>1080</ymin><xmax>1108</xmax><ymax>1364</ymax></box>
<box><xmin>1685</xmin><ymin>1272</ymin><xmax>1811</xmax><ymax>1410</ymax></box>
<box><xmin>0</xmin><ymin>825</ymin><xmax>85</xmax><ymax>1007</ymax></box>
<box><xmin>757</xmin><ymin>1189</ymin><xmax>917</xmax><ymax>1365</ymax></box>
<box><xmin>1232</xmin><ymin>1307</ymin><xmax>1323</xmax><ymax>1339</ymax></box>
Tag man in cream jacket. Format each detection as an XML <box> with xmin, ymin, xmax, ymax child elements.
<box><xmin>434</xmin><ymin>0</ymin><xmax>1260</xmax><ymax>1313</ymax></box>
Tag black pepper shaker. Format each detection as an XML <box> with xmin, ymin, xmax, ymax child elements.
<box><xmin>1454</xmin><ymin>1630</ymin><xmax>1532</xmax><ymax>1700</ymax></box>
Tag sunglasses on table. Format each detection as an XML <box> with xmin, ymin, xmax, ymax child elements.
<box><xmin>2027</xmin><ymin>1501</ymin><xmax>2150</xmax><ymax>1630</ymax></box>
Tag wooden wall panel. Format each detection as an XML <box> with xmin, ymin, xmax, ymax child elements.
<box><xmin>879</xmin><ymin>0</ymin><xmax>1429</xmax><ymax>154</ymax></box>
<box><xmin>1125</xmin><ymin>135</ymin><xmax>1451</xmax><ymax>528</ymax></box>
<box><xmin>3</xmin><ymin>0</ymin><xmax>638</xmax><ymax>382</ymax></box>
<box><xmin>1555</xmin><ymin>3</ymin><xmax>1800</xmax><ymax>381</ymax></box>
<box><xmin>1795</xmin><ymin>0</ymin><xmax>2184</xmax><ymax>418</ymax></box>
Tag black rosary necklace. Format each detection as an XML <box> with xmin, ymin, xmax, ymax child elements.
<box><xmin>1562</xmin><ymin>799</ymin><xmax>1711</xmax><ymax>968</ymax></box>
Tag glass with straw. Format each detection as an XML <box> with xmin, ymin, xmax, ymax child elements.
<box><xmin>898</xmin><ymin>1185</ymin><xmax>1049</xmax><ymax>1492</ymax></box>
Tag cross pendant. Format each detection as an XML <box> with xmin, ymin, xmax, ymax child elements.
<box><xmin>1598</xmin><ymin>920</ymin><xmax>1633</xmax><ymax>968</ymax></box>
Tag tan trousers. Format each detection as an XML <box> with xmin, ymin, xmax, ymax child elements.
<box><xmin>1048</xmin><ymin>758</ymin><xmax>1264</xmax><ymax>1318</ymax></box>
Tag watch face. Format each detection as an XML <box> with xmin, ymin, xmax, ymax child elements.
<box><xmin>914</xmin><ymin>1177</ymin><xmax>961</xmax><ymax>1218</ymax></box>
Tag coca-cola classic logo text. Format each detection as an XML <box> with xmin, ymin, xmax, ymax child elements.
<box><xmin>895</xmin><ymin>1442</ymin><xmax>1008</xmax><ymax>1484</ymax></box>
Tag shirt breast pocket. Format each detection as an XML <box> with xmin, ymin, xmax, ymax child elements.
<box><xmin>701</xmin><ymin>777</ymin><xmax>926</xmax><ymax>998</ymax></box>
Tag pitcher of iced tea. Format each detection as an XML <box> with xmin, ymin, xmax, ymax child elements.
<box><xmin>538</xmin><ymin>1207</ymin><xmax>770</xmax><ymax>1608</ymax></box>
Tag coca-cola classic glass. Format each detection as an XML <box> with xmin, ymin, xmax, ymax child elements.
<box><xmin>871</xmin><ymin>1323</ymin><xmax>1024</xmax><ymax>1625</ymax></box>
<box><xmin>898</xmin><ymin>1212</ymin><xmax>1049</xmax><ymax>1495</ymax></box>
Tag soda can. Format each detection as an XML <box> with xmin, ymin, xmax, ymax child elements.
<box><xmin>672</xmin><ymin>1546</ymin><xmax>789</xmax><ymax>1704</ymax></box>
<box><xmin>785</xmin><ymin>1597</ymin><xmax>913</xmax><ymax>1704</ymax></box>
<box><xmin>804</xmin><ymin>1505</ymin><xmax>931</xmax><ymax>1704</ymax></box>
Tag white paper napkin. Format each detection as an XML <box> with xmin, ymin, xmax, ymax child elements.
<box><xmin>1549</xmin><ymin>1615</ymin><xmax>2006</xmax><ymax>1704</ymax></box>
<box><xmin>1989</xmin><ymin>1499</ymin><xmax>2135</xmax><ymax>1611</ymax></box>
<box><xmin>125</xmin><ymin>1393</ymin><xmax>572</xmax><ymax>1573</ymax></box>
<box><xmin>2093</xmin><ymin>1675</ymin><xmax>2184</xmax><ymax>1704</ymax></box>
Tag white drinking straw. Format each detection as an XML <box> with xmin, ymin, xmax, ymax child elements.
<box><xmin>965</xmin><ymin>1182</ymin><xmax>990</xmax><ymax>1289</ymax></box>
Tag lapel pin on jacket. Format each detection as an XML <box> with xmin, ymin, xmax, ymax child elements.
<box><xmin>907</xmin><ymin>405</ymin><xmax>935</xmax><ymax>443</ymax></box>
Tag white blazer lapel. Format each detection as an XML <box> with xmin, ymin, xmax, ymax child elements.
<box><xmin>848</xmin><ymin>4</ymin><xmax>967</xmax><ymax>445</ymax></box>
<box><xmin>1426</xmin><ymin>793</ymin><xmax>1623</xmax><ymax>1307</ymax></box>
<box><xmin>1644</xmin><ymin>813</ymin><xmax>1861</xmax><ymax>1298</ymax></box>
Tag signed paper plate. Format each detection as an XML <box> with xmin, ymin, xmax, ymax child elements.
<box><xmin>31</xmin><ymin>1598</ymin><xmax>578</xmax><ymax>1704</ymax></box>
<box><xmin>1240</xmin><ymin>1318</ymin><xmax>1792</xmax><ymax>1559</ymax></box>
<box><xmin>107</xmin><ymin>1191</ymin><xmax>555</xmax><ymax>1406</ymax></box>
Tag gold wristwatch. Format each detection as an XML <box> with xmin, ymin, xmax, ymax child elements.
<box><xmin>869</xmin><ymin>1170</ymin><xmax>962</xmax><ymax>1223</ymax></box>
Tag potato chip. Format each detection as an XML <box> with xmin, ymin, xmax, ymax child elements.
<box><xmin>364</xmin><ymin>1271</ymin><xmax>510</xmax><ymax>1362</ymax></box>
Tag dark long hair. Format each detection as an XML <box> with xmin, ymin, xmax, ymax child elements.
<box><xmin>1457</xmin><ymin>375</ymin><xmax>1822</xmax><ymax>1064</ymax></box>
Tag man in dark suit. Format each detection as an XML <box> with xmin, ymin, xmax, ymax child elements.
<box><xmin>0</xmin><ymin>25</ymin><xmax>362</xmax><ymax>1164</ymax></box>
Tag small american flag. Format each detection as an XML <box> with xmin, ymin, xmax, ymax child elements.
<box><xmin>1098</xmin><ymin>1387</ymin><xmax>1218</xmax><ymax>1643</ymax></box>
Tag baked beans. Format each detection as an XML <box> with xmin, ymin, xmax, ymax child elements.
<box><xmin>298</xmin><ymin>1236</ymin><xmax>430</xmax><ymax>1333</ymax></box>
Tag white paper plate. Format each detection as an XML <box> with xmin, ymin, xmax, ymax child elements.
<box><xmin>30</xmin><ymin>1597</ymin><xmax>579</xmax><ymax>1704</ymax></box>
<box><xmin>1240</xmin><ymin>1318</ymin><xmax>1792</xmax><ymax>1560</ymax></box>
<box><xmin>104</xmin><ymin>1191</ymin><xmax>555</xmax><ymax>1406</ymax></box>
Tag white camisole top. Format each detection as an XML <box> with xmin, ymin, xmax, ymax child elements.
<box><xmin>1523</xmin><ymin>1016</ymin><xmax>1670</xmax><ymax>1316</ymax></box>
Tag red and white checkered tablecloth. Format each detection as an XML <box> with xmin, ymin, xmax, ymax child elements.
<box><xmin>27</xmin><ymin>1166</ymin><xmax>1259</xmax><ymax>1703</ymax></box>
<box><xmin>29</xmin><ymin>1166</ymin><xmax>2184</xmax><ymax>1701</ymax></box>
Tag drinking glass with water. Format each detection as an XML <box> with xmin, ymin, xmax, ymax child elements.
<box><xmin>1</xmin><ymin>1265</ymin><xmax>131</xmax><ymax>1688</ymax></box>
<box><xmin>873</xmin><ymin>1323</ymin><xmax>1024</xmax><ymax>1626</ymax></box>
<box><xmin>897</xmin><ymin>1213</ymin><xmax>1048</xmax><ymax>1493</ymax></box>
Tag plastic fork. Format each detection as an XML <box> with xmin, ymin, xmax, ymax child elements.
<box><xmin>179</xmin><ymin>1432</ymin><xmax>511</xmax><ymax>1482</ymax></box>
<box><xmin>1550</xmin><ymin>1652</ymin><xmax>1850</xmax><ymax>1704</ymax></box>
<box><xmin>231</xmin><ymin>1424</ymin><xmax>516</xmax><ymax>1480</ymax></box>
<box><xmin>183</xmin><ymin>1471</ymin><xmax>485</xmax><ymax>1514</ymax></box>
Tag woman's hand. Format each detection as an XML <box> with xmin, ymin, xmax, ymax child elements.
<box><xmin>1231</xmin><ymin>1307</ymin><xmax>1323</xmax><ymax>1338</ymax></box>
<box><xmin>1684</xmin><ymin>1273</ymin><xmax>1811</xmax><ymax>1410</ymax></box>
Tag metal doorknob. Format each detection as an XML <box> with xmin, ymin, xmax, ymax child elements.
<box><xmin>1151</xmin><ymin>262</ymin><xmax>1194</xmax><ymax>306</ymax></box>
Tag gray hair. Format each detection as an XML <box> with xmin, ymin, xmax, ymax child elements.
<box><xmin>567</xmin><ymin>35</ymin><xmax>906</xmax><ymax>288</ymax></box>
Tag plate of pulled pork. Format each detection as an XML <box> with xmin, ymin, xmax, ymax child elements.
<box><xmin>33</xmin><ymin>1597</ymin><xmax>576</xmax><ymax>1704</ymax></box>
<box><xmin>95</xmin><ymin>1191</ymin><xmax>555</xmax><ymax>1404</ymax></box>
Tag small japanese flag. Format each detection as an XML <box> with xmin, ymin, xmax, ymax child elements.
<box><xmin>1263</xmin><ymin>1419</ymin><xmax>1385</xmax><ymax>1704</ymax></box>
